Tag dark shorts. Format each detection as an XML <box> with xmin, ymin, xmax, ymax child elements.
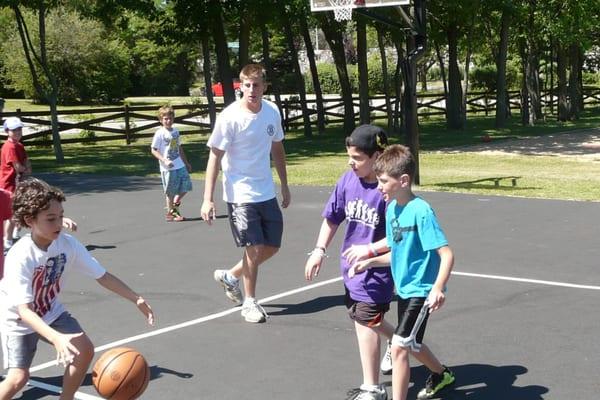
<box><xmin>345</xmin><ymin>287</ymin><xmax>390</xmax><ymax>327</ymax></box>
<box><xmin>392</xmin><ymin>297</ymin><xmax>430</xmax><ymax>351</ymax></box>
<box><xmin>1</xmin><ymin>312</ymin><xmax>83</xmax><ymax>369</ymax></box>
<box><xmin>227</xmin><ymin>198</ymin><xmax>283</xmax><ymax>248</ymax></box>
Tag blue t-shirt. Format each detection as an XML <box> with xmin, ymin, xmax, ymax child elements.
<box><xmin>323</xmin><ymin>171</ymin><xmax>394</xmax><ymax>304</ymax></box>
<box><xmin>386</xmin><ymin>197</ymin><xmax>448</xmax><ymax>299</ymax></box>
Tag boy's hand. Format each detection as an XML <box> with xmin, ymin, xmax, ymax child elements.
<box><xmin>342</xmin><ymin>244</ymin><xmax>370</xmax><ymax>265</ymax></box>
<box><xmin>347</xmin><ymin>259</ymin><xmax>370</xmax><ymax>278</ymax></box>
<box><xmin>426</xmin><ymin>288</ymin><xmax>445</xmax><ymax>312</ymax></box>
<box><xmin>136</xmin><ymin>297</ymin><xmax>155</xmax><ymax>325</ymax></box>
<box><xmin>280</xmin><ymin>185</ymin><xmax>291</xmax><ymax>209</ymax></box>
<box><xmin>53</xmin><ymin>332</ymin><xmax>83</xmax><ymax>367</ymax></box>
<box><xmin>304</xmin><ymin>254</ymin><xmax>323</xmax><ymax>281</ymax></box>
<box><xmin>62</xmin><ymin>217</ymin><xmax>78</xmax><ymax>232</ymax></box>
<box><xmin>201</xmin><ymin>201</ymin><xmax>216</xmax><ymax>225</ymax></box>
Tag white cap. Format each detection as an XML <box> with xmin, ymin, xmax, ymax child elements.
<box><xmin>3</xmin><ymin>117</ymin><xmax>23</xmax><ymax>131</ymax></box>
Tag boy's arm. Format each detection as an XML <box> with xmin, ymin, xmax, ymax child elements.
<box><xmin>342</xmin><ymin>237</ymin><xmax>390</xmax><ymax>265</ymax></box>
<box><xmin>18</xmin><ymin>303</ymin><xmax>83</xmax><ymax>367</ymax></box>
<box><xmin>305</xmin><ymin>218</ymin><xmax>339</xmax><ymax>281</ymax></box>
<box><xmin>271</xmin><ymin>141</ymin><xmax>290</xmax><ymax>209</ymax></box>
<box><xmin>347</xmin><ymin>252</ymin><xmax>392</xmax><ymax>278</ymax></box>
<box><xmin>201</xmin><ymin>147</ymin><xmax>224</xmax><ymax>224</ymax></box>
<box><xmin>426</xmin><ymin>245</ymin><xmax>454</xmax><ymax>312</ymax></box>
<box><xmin>96</xmin><ymin>272</ymin><xmax>154</xmax><ymax>325</ymax></box>
<box><xmin>151</xmin><ymin>148</ymin><xmax>173</xmax><ymax>168</ymax></box>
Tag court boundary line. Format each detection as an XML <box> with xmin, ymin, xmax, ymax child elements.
<box><xmin>22</xmin><ymin>270</ymin><xmax>598</xmax><ymax>398</ymax></box>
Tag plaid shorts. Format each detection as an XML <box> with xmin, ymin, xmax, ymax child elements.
<box><xmin>161</xmin><ymin>166</ymin><xmax>192</xmax><ymax>196</ymax></box>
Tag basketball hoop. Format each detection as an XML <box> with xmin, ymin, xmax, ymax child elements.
<box><xmin>329</xmin><ymin>0</ymin><xmax>354</xmax><ymax>21</ymax></box>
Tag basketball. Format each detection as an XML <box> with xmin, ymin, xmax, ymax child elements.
<box><xmin>92</xmin><ymin>347</ymin><xmax>150</xmax><ymax>400</ymax></box>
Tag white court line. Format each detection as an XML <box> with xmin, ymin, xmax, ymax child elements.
<box><xmin>22</xmin><ymin>270</ymin><xmax>598</xmax><ymax>398</ymax></box>
<box><xmin>24</xmin><ymin>276</ymin><xmax>343</xmax><ymax>399</ymax></box>
<box><xmin>452</xmin><ymin>271</ymin><xmax>600</xmax><ymax>290</ymax></box>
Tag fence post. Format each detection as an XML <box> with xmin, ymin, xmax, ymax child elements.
<box><xmin>124</xmin><ymin>104</ymin><xmax>130</xmax><ymax>144</ymax></box>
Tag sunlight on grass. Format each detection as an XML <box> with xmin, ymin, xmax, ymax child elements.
<box><xmin>22</xmin><ymin>109</ymin><xmax>600</xmax><ymax>202</ymax></box>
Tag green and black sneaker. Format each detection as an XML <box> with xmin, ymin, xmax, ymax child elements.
<box><xmin>417</xmin><ymin>366</ymin><xmax>455</xmax><ymax>399</ymax></box>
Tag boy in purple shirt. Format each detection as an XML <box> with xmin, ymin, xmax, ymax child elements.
<box><xmin>305</xmin><ymin>125</ymin><xmax>393</xmax><ymax>400</ymax></box>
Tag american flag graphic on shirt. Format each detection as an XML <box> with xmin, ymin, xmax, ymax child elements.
<box><xmin>31</xmin><ymin>253</ymin><xmax>67</xmax><ymax>317</ymax></box>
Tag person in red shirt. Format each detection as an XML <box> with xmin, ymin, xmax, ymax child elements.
<box><xmin>1</xmin><ymin>117</ymin><xmax>31</xmax><ymax>251</ymax></box>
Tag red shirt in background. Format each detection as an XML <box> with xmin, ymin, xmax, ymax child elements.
<box><xmin>0</xmin><ymin>139</ymin><xmax>28</xmax><ymax>193</ymax></box>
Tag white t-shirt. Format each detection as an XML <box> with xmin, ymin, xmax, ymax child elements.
<box><xmin>151</xmin><ymin>127</ymin><xmax>185</xmax><ymax>172</ymax></box>
<box><xmin>207</xmin><ymin>99</ymin><xmax>284</xmax><ymax>203</ymax></box>
<box><xmin>0</xmin><ymin>233</ymin><xmax>106</xmax><ymax>335</ymax></box>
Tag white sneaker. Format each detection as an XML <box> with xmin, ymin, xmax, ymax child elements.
<box><xmin>213</xmin><ymin>269</ymin><xmax>242</xmax><ymax>303</ymax></box>
<box><xmin>354</xmin><ymin>385</ymin><xmax>387</xmax><ymax>400</ymax></box>
<box><xmin>3</xmin><ymin>239</ymin><xmax>13</xmax><ymax>251</ymax></box>
<box><xmin>380</xmin><ymin>340</ymin><xmax>392</xmax><ymax>375</ymax></box>
<box><xmin>241</xmin><ymin>299</ymin><xmax>268</xmax><ymax>323</ymax></box>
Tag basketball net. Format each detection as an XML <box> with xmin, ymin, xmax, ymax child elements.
<box><xmin>329</xmin><ymin>0</ymin><xmax>353</xmax><ymax>21</ymax></box>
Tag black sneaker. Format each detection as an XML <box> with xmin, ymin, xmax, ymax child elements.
<box><xmin>417</xmin><ymin>366</ymin><xmax>455</xmax><ymax>399</ymax></box>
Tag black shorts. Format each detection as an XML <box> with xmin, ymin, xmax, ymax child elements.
<box><xmin>227</xmin><ymin>198</ymin><xmax>283</xmax><ymax>248</ymax></box>
<box><xmin>392</xmin><ymin>297</ymin><xmax>430</xmax><ymax>351</ymax></box>
<box><xmin>345</xmin><ymin>287</ymin><xmax>390</xmax><ymax>327</ymax></box>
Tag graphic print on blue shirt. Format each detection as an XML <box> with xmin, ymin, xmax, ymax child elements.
<box><xmin>32</xmin><ymin>253</ymin><xmax>66</xmax><ymax>317</ymax></box>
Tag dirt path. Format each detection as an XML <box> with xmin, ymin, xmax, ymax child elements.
<box><xmin>438</xmin><ymin>128</ymin><xmax>600</xmax><ymax>161</ymax></box>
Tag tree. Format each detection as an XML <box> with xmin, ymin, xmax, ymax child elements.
<box><xmin>2</xmin><ymin>7</ymin><xmax>131</xmax><ymax>103</ymax></box>
<box><xmin>3</xmin><ymin>2</ymin><xmax>64</xmax><ymax>162</ymax></box>
<box><xmin>317</xmin><ymin>13</ymin><xmax>355</xmax><ymax>133</ymax></box>
<box><xmin>356</xmin><ymin>16</ymin><xmax>370</xmax><ymax>125</ymax></box>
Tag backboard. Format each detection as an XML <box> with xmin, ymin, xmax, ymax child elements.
<box><xmin>310</xmin><ymin>0</ymin><xmax>409</xmax><ymax>12</ymax></box>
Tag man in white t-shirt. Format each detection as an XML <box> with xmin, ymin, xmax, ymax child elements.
<box><xmin>0</xmin><ymin>178</ymin><xmax>154</xmax><ymax>400</ymax></box>
<box><xmin>201</xmin><ymin>64</ymin><xmax>291</xmax><ymax>323</ymax></box>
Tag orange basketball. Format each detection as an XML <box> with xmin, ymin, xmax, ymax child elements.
<box><xmin>92</xmin><ymin>347</ymin><xmax>150</xmax><ymax>400</ymax></box>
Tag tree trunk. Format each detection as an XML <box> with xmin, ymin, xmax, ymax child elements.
<box><xmin>525</xmin><ymin>0</ymin><xmax>542</xmax><ymax>123</ymax></box>
<box><xmin>260</xmin><ymin>23</ymin><xmax>283</xmax><ymax>116</ymax></box>
<box><xmin>495</xmin><ymin>7</ymin><xmax>510</xmax><ymax>128</ymax></box>
<box><xmin>518</xmin><ymin>39</ymin><xmax>530</xmax><ymax>125</ymax></box>
<box><xmin>13</xmin><ymin>4</ymin><xmax>63</xmax><ymax>162</ymax></box>
<box><xmin>447</xmin><ymin>25</ymin><xmax>463</xmax><ymax>130</ymax></box>
<box><xmin>356</xmin><ymin>17</ymin><xmax>370</xmax><ymax>125</ymax></box>
<box><xmin>318</xmin><ymin>13</ymin><xmax>355</xmax><ymax>133</ymax></box>
<box><xmin>376</xmin><ymin>24</ymin><xmax>393</xmax><ymax>133</ymax></box>
<box><xmin>434</xmin><ymin>41</ymin><xmax>449</xmax><ymax>120</ymax></box>
<box><xmin>392</xmin><ymin>32</ymin><xmax>405</xmax><ymax>134</ymax></box>
<box><xmin>298</xmin><ymin>17</ymin><xmax>325</xmax><ymax>133</ymax></box>
<box><xmin>201</xmin><ymin>36</ymin><xmax>217</xmax><ymax>129</ymax></box>
<box><xmin>556</xmin><ymin>42</ymin><xmax>569</xmax><ymax>121</ymax></box>
<box><xmin>209</xmin><ymin>0</ymin><xmax>235</xmax><ymax>105</ymax></box>
<box><xmin>280</xmin><ymin>6</ymin><xmax>312</xmax><ymax>137</ymax></box>
<box><xmin>568</xmin><ymin>43</ymin><xmax>581</xmax><ymax>120</ymax></box>
<box><xmin>238</xmin><ymin>4</ymin><xmax>250</xmax><ymax>69</ymax></box>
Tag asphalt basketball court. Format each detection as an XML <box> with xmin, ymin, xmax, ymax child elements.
<box><xmin>4</xmin><ymin>173</ymin><xmax>599</xmax><ymax>400</ymax></box>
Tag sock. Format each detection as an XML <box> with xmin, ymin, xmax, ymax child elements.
<box><xmin>243</xmin><ymin>297</ymin><xmax>255</xmax><ymax>306</ymax></box>
<box><xmin>360</xmin><ymin>384</ymin><xmax>381</xmax><ymax>393</ymax></box>
<box><xmin>225</xmin><ymin>272</ymin><xmax>239</xmax><ymax>284</ymax></box>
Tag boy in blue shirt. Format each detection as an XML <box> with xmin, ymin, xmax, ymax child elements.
<box><xmin>349</xmin><ymin>144</ymin><xmax>455</xmax><ymax>400</ymax></box>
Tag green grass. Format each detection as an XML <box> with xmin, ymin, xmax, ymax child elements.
<box><xmin>22</xmin><ymin>106</ymin><xmax>600</xmax><ymax>202</ymax></box>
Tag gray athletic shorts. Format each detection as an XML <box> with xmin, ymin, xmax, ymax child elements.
<box><xmin>1</xmin><ymin>312</ymin><xmax>83</xmax><ymax>369</ymax></box>
<box><xmin>227</xmin><ymin>198</ymin><xmax>283</xmax><ymax>248</ymax></box>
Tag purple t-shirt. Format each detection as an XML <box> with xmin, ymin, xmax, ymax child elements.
<box><xmin>322</xmin><ymin>171</ymin><xmax>394</xmax><ymax>304</ymax></box>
